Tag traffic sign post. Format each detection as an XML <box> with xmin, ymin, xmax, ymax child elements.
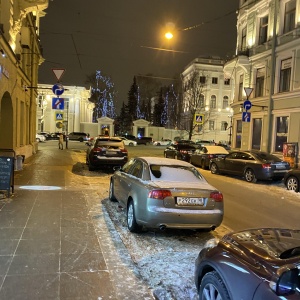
<box><xmin>243</xmin><ymin>100</ymin><xmax>252</xmax><ymax>111</ymax></box>
<box><xmin>52</xmin><ymin>69</ymin><xmax>65</xmax><ymax>82</ymax></box>
<box><xmin>52</xmin><ymin>83</ymin><xmax>64</xmax><ymax>96</ymax></box>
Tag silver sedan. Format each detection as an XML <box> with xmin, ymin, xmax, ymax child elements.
<box><xmin>109</xmin><ymin>157</ymin><xmax>224</xmax><ymax>233</ymax></box>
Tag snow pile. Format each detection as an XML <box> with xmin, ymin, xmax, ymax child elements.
<box><xmin>102</xmin><ymin>198</ymin><xmax>229</xmax><ymax>300</ymax></box>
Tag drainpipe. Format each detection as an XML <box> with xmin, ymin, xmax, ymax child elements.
<box><xmin>266</xmin><ymin>0</ymin><xmax>278</xmax><ymax>153</ymax></box>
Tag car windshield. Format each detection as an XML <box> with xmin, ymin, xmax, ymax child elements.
<box><xmin>252</xmin><ymin>152</ymin><xmax>282</xmax><ymax>162</ymax></box>
<box><xmin>150</xmin><ymin>164</ymin><xmax>204</xmax><ymax>182</ymax></box>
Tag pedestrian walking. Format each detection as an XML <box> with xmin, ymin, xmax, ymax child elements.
<box><xmin>58</xmin><ymin>133</ymin><xmax>64</xmax><ymax>150</ymax></box>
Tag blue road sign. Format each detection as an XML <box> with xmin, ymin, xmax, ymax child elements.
<box><xmin>52</xmin><ymin>98</ymin><xmax>64</xmax><ymax>110</ymax></box>
<box><xmin>243</xmin><ymin>100</ymin><xmax>252</xmax><ymax>111</ymax></box>
<box><xmin>52</xmin><ymin>83</ymin><xmax>64</xmax><ymax>96</ymax></box>
<box><xmin>56</xmin><ymin>113</ymin><xmax>64</xmax><ymax>120</ymax></box>
<box><xmin>242</xmin><ymin>112</ymin><xmax>251</xmax><ymax>122</ymax></box>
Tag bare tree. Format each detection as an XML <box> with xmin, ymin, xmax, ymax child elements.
<box><xmin>181</xmin><ymin>70</ymin><xmax>211</xmax><ymax>140</ymax></box>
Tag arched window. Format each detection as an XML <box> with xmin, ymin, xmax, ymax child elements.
<box><xmin>223</xmin><ymin>96</ymin><xmax>229</xmax><ymax>109</ymax></box>
<box><xmin>210</xmin><ymin>95</ymin><xmax>216</xmax><ymax>109</ymax></box>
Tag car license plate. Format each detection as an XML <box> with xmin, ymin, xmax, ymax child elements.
<box><xmin>177</xmin><ymin>197</ymin><xmax>205</xmax><ymax>206</ymax></box>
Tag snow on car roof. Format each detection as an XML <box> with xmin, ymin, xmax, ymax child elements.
<box><xmin>139</xmin><ymin>157</ymin><xmax>193</xmax><ymax>167</ymax></box>
<box><xmin>201</xmin><ymin>146</ymin><xmax>229</xmax><ymax>154</ymax></box>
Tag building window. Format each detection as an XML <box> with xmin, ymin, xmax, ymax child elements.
<box><xmin>224</xmin><ymin>78</ymin><xmax>230</xmax><ymax>85</ymax></box>
<box><xmin>199</xmin><ymin>94</ymin><xmax>205</xmax><ymax>108</ymax></box>
<box><xmin>259</xmin><ymin>16</ymin><xmax>268</xmax><ymax>44</ymax></box>
<box><xmin>210</xmin><ymin>95</ymin><xmax>216</xmax><ymax>109</ymax></box>
<box><xmin>252</xmin><ymin>118</ymin><xmax>262</xmax><ymax>150</ymax></box>
<box><xmin>283</xmin><ymin>0</ymin><xmax>296</xmax><ymax>34</ymax></box>
<box><xmin>209</xmin><ymin>120</ymin><xmax>215</xmax><ymax>131</ymax></box>
<box><xmin>241</xmin><ymin>27</ymin><xmax>247</xmax><ymax>51</ymax></box>
<box><xmin>221</xmin><ymin>121</ymin><xmax>227</xmax><ymax>131</ymax></box>
<box><xmin>236</xmin><ymin>120</ymin><xmax>242</xmax><ymax>148</ymax></box>
<box><xmin>279</xmin><ymin>58</ymin><xmax>292</xmax><ymax>92</ymax></box>
<box><xmin>222</xmin><ymin>96</ymin><xmax>229</xmax><ymax>109</ymax></box>
<box><xmin>212</xmin><ymin>77</ymin><xmax>218</xmax><ymax>84</ymax></box>
<box><xmin>275</xmin><ymin>116</ymin><xmax>289</xmax><ymax>152</ymax></box>
<box><xmin>255</xmin><ymin>68</ymin><xmax>265</xmax><ymax>97</ymax></box>
<box><xmin>238</xmin><ymin>74</ymin><xmax>244</xmax><ymax>101</ymax></box>
<box><xmin>199</xmin><ymin>76</ymin><xmax>206</xmax><ymax>84</ymax></box>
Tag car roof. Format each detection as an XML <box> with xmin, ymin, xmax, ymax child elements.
<box><xmin>138</xmin><ymin>157</ymin><xmax>194</xmax><ymax>167</ymax></box>
<box><xmin>200</xmin><ymin>146</ymin><xmax>229</xmax><ymax>154</ymax></box>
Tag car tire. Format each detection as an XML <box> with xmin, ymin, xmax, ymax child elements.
<box><xmin>199</xmin><ymin>271</ymin><xmax>230</xmax><ymax>300</ymax></box>
<box><xmin>286</xmin><ymin>176</ymin><xmax>299</xmax><ymax>192</ymax></box>
<box><xmin>210</xmin><ymin>163</ymin><xmax>219</xmax><ymax>174</ymax></box>
<box><xmin>79</xmin><ymin>137</ymin><xmax>84</xmax><ymax>142</ymax></box>
<box><xmin>244</xmin><ymin>168</ymin><xmax>257</xmax><ymax>183</ymax></box>
<box><xmin>88</xmin><ymin>162</ymin><xmax>96</xmax><ymax>171</ymax></box>
<box><xmin>109</xmin><ymin>180</ymin><xmax>117</xmax><ymax>201</ymax></box>
<box><xmin>129</xmin><ymin>142</ymin><xmax>134</xmax><ymax>146</ymax></box>
<box><xmin>127</xmin><ymin>200</ymin><xmax>142</xmax><ymax>233</ymax></box>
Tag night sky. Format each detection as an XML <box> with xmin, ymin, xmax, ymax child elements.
<box><xmin>38</xmin><ymin>0</ymin><xmax>239</xmax><ymax>112</ymax></box>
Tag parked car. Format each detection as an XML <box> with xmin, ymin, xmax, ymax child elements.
<box><xmin>86</xmin><ymin>136</ymin><xmax>128</xmax><ymax>171</ymax></box>
<box><xmin>38</xmin><ymin>132</ymin><xmax>51</xmax><ymax>140</ymax></box>
<box><xmin>120</xmin><ymin>137</ymin><xmax>137</xmax><ymax>147</ymax></box>
<box><xmin>135</xmin><ymin>136</ymin><xmax>153</xmax><ymax>145</ymax></box>
<box><xmin>210</xmin><ymin>150</ymin><xmax>290</xmax><ymax>182</ymax></box>
<box><xmin>190</xmin><ymin>145</ymin><xmax>229</xmax><ymax>169</ymax></box>
<box><xmin>164</xmin><ymin>143</ymin><xmax>196</xmax><ymax>162</ymax></box>
<box><xmin>122</xmin><ymin>134</ymin><xmax>136</xmax><ymax>141</ymax></box>
<box><xmin>47</xmin><ymin>132</ymin><xmax>61</xmax><ymax>140</ymax></box>
<box><xmin>284</xmin><ymin>169</ymin><xmax>300</xmax><ymax>192</ymax></box>
<box><xmin>36</xmin><ymin>133</ymin><xmax>46</xmax><ymax>142</ymax></box>
<box><xmin>153</xmin><ymin>139</ymin><xmax>172</xmax><ymax>146</ymax></box>
<box><xmin>195</xmin><ymin>140</ymin><xmax>215</xmax><ymax>147</ymax></box>
<box><xmin>109</xmin><ymin>157</ymin><xmax>224</xmax><ymax>233</ymax></box>
<box><xmin>68</xmin><ymin>132</ymin><xmax>89</xmax><ymax>142</ymax></box>
<box><xmin>195</xmin><ymin>228</ymin><xmax>300</xmax><ymax>299</ymax></box>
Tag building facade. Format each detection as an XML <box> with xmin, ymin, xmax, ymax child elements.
<box><xmin>36</xmin><ymin>84</ymin><xmax>93</xmax><ymax>135</ymax></box>
<box><xmin>0</xmin><ymin>0</ymin><xmax>48</xmax><ymax>159</ymax></box>
<box><xmin>224</xmin><ymin>0</ymin><xmax>300</xmax><ymax>164</ymax></box>
<box><xmin>181</xmin><ymin>57</ymin><xmax>234</xmax><ymax>144</ymax></box>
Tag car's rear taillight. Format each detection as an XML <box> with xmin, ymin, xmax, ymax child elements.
<box><xmin>92</xmin><ymin>147</ymin><xmax>103</xmax><ymax>153</ymax></box>
<box><xmin>210</xmin><ymin>191</ymin><xmax>223</xmax><ymax>202</ymax></box>
<box><xmin>208</xmin><ymin>154</ymin><xmax>214</xmax><ymax>159</ymax></box>
<box><xmin>262</xmin><ymin>163</ymin><xmax>271</xmax><ymax>169</ymax></box>
<box><xmin>120</xmin><ymin>148</ymin><xmax>128</xmax><ymax>153</ymax></box>
<box><xmin>148</xmin><ymin>190</ymin><xmax>172</xmax><ymax>200</ymax></box>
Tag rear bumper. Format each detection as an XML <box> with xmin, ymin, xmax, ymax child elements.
<box><xmin>137</xmin><ymin>206</ymin><xmax>223</xmax><ymax>230</ymax></box>
<box><xmin>90</xmin><ymin>156</ymin><xmax>128</xmax><ymax>166</ymax></box>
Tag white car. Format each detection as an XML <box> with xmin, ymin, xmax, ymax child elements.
<box><xmin>153</xmin><ymin>139</ymin><xmax>171</xmax><ymax>146</ymax></box>
<box><xmin>36</xmin><ymin>133</ymin><xmax>46</xmax><ymax>142</ymax></box>
<box><xmin>121</xmin><ymin>137</ymin><xmax>137</xmax><ymax>146</ymax></box>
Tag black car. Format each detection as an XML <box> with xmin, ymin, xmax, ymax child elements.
<box><xmin>209</xmin><ymin>150</ymin><xmax>290</xmax><ymax>182</ymax></box>
<box><xmin>284</xmin><ymin>169</ymin><xmax>300</xmax><ymax>192</ymax></box>
<box><xmin>135</xmin><ymin>136</ymin><xmax>153</xmax><ymax>145</ymax></box>
<box><xmin>86</xmin><ymin>137</ymin><xmax>128</xmax><ymax>171</ymax></box>
<box><xmin>164</xmin><ymin>143</ymin><xmax>196</xmax><ymax>162</ymax></box>
<box><xmin>195</xmin><ymin>228</ymin><xmax>300</xmax><ymax>299</ymax></box>
<box><xmin>190</xmin><ymin>145</ymin><xmax>229</xmax><ymax>169</ymax></box>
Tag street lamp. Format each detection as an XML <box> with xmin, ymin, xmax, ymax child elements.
<box><xmin>226</xmin><ymin>107</ymin><xmax>233</xmax><ymax>145</ymax></box>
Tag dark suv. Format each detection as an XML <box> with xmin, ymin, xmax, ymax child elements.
<box><xmin>135</xmin><ymin>136</ymin><xmax>153</xmax><ymax>145</ymax></box>
<box><xmin>68</xmin><ymin>132</ymin><xmax>89</xmax><ymax>142</ymax></box>
<box><xmin>86</xmin><ymin>137</ymin><xmax>128</xmax><ymax>171</ymax></box>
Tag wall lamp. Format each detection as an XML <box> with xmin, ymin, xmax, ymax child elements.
<box><xmin>0</xmin><ymin>49</ymin><xmax>6</xmax><ymax>58</ymax></box>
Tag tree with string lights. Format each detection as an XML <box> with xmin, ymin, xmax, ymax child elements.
<box><xmin>86</xmin><ymin>70</ymin><xmax>116</xmax><ymax>122</ymax></box>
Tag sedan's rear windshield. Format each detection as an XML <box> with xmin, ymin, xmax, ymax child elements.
<box><xmin>252</xmin><ymin>152</ymin><xmax>282</xmax><ymax>162</ymax></box>
<box><xmin>150</xmin><ymin>165</ymin><xmax>204</xmax><ymax>182</ymax></box>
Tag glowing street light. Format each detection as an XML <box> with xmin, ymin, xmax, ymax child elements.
<box><xmin>165</xmin><ymin>32</ymin><xmax>174</xmax><ymax>40</ymax></box>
